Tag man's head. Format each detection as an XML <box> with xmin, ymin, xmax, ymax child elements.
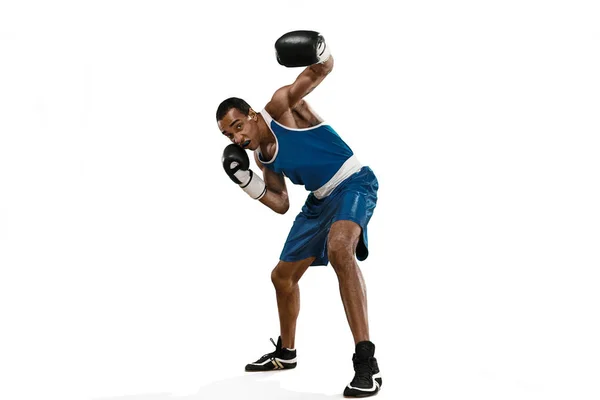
<box><xmin>217</xmin><ymin>97</ymin><xmax>261</xmax><ymax>151</ymax></box>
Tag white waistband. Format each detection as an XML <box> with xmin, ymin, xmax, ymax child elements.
<box><xmin>312</xmin><ymin>155</ymin><xmax>362</xmax><ymax>199</ymax></box>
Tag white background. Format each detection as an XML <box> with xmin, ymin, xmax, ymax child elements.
<box><xmin>1</xmin><ymin>1</ymin><xmax>599</xmax><ymax>399</ymax></box>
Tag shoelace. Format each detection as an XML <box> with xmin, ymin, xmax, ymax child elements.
<box><xmin>352</xmin><ymin>358</ymin><xmax>373</xmax><ymax>386</ymax></box>
<box><xmin>259</xmin><ymin>338</ymin><xmax>279</xmax><ymax>359</ymax></box>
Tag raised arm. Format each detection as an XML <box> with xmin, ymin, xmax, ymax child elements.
<box><xmin>286</xmin><ymin>57</ymin><xmax>333</xmax><ymax>107</ymax></box>
<box><xmin>271</xmin><ymin>30</ymin><xmax>334</xmax><ymax>110</ymax></box>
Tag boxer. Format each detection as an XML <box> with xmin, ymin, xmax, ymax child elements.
<box><xmin>218</xmin><ymin>30</ymin><xmax>382</xmax><ymax>397</ymax></box>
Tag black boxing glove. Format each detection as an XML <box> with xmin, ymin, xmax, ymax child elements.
<box><xmin>275</xmin><ymin>30</ymin><xmax>331</xmax><ymax>68</ymax></box>
<box><xmin>222</xmin><ymin>144</ymin><xmax>267</xmax><ymax>200</ymax></box>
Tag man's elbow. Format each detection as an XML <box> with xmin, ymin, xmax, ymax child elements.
<box><xmin>275</xmin><ymin>206</ymin><xmax>289</xmax><ymax>215</ymax></box>
<box><xmin>275</xmin><ymin>195</ymin><xmax>290</xmax><ymax>215</ymax></box>
<box><xmin>274</xmin><ymin>204</ymin><xmax>289</xmax><ymax>215</ymax></box>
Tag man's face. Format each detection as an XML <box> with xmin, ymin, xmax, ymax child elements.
<box><xmin>218</xmin><ymin>108</ymin><xmax>260</xmax><ymax>150</ymax></box>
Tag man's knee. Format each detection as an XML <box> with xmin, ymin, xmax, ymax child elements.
<box><xmin>271</xmin><ymin>265</ymin><xmax>291</xmax><ymax>293</ymax></box>
<box><xmin>328</xmin><ymin>234</ymin><xmax>358</xmax><ymax>275</ymax></box>
<box><xmin>271</xmin><ymin>260</ymin><xmax>308</xmax><ymax>293</ymax></box>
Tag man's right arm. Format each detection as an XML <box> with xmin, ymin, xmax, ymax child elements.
<box><xmin>222</xmin><ymin>144</ymin><xmax>288</xmax><ymax>214</ymax></box>
<box><xmin>254</xmin><ymin>153</ymin><xmax>289</xmax><ymax>215</ymax></box>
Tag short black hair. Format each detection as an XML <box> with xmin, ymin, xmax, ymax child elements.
<box><xmin>216</xmin><ymin>97</ymin><xmax>251</xmax><ymax>121</ymax></box>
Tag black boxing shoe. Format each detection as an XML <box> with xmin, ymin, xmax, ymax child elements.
<box><xmin>343</xmin><ymin>341</ymin><xmax>383</xmax><ymax>397</ymax></box>
<box><xmin>245</xmin><ymin>336</ymin><xmax>297</xmax><ymax>371</ymax></box>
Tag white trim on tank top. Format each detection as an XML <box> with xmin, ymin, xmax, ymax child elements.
<box><xmin>257</xmin><ymin>109</ymin><xmax>280</xmax><ymax>164</ymax></box>
<box><xmin>313</xmin><ymin>154</ymin><xmax>363</xmax><ymax>199</ymax></box>
<box><xmin>258</xmin><ymin>108</ymin><xmax>327</xmax><ymax>163</ymax></box>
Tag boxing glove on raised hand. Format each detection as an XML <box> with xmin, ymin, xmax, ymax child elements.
<box><xmin>275</xmin><ymin>30</ymin><xmax>331</xmax><ymax>67</ymax></box>
<box><xmin>222</xmin><ymin>144</ymin><xmax>267</xmax><ymax>200</ymax></box>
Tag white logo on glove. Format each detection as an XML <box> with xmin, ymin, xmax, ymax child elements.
<box><xmin>317</xmin><ymin>41</ymin><xmax>326</xmax><ymax>56</ymax></box>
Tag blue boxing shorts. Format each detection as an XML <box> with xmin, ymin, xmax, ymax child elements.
<box><xmin>280</xmin><ymin>166</ymin><xmax>379</xmax><ymax>266</ymax></box>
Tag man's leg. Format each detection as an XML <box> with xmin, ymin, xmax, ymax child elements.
<box><xmin>328</xmin><ymin>219</ymin><xmax>382</xmax><ymax>397</ymax></box>
<box><xmin>327</xmin><ymin>220</ymin><xmax>369</xmax><ymax>344</ymax></box>
<box><xmin>245</xmin><ymin>256</ymin><xmax>315</xmax><ymax>372</ymax></box>
<box><xmin>271</xmin><ymin>257</ymin><xmax>315</xmax><ymax>349</ymax></box>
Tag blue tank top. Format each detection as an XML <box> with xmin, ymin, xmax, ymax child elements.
<box><xmin>257</xmin><ymin>109</ymin><xmax>359</xmax><ymax>194</ymax></box>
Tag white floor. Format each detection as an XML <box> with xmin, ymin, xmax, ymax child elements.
<box><xmin>3</xmin><ymin>255</ymin><xmax>598</xmax><ymax>400</ymax></box>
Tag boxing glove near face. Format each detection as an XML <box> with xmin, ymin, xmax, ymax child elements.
<box><xmin>275</xmin><ymin>30</ymin><xmax>331</xmax><ymax>68</ymax></box>
<box><xmin>222</xmin><ymin>143</ymin><xmax>250</xmax><ymax>185</ymax></box>
<box><xmin>222</xmin><ymin>144</ymin><xmax>266</xmax><ymax>200</ymax></box>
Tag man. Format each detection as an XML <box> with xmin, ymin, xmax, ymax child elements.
<box><xmin>217</xmin><ymin>31</ymin><xmax>382</xmax><ymax>397</ymax></box>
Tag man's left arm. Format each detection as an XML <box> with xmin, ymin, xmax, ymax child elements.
<box><xmin>285</xmin><ymin>57</ymin><xmax>333</xmax><ymax>107</ymax></box>
<box><xmin>274</xmin><ymin>31</ymin><xmax>334</xmax><ymax>108</ymax></box>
